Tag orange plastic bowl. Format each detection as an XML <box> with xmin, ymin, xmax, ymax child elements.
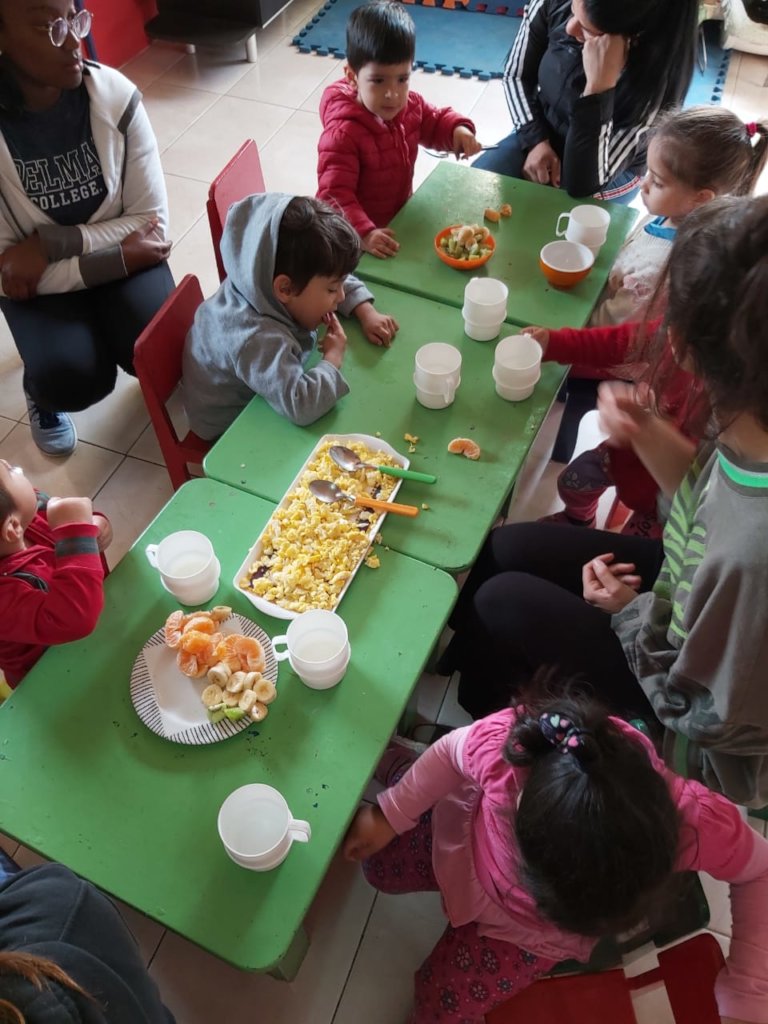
<box><xmin>435</xmin><ymin>226</ymin><xmax>496</xmax><ymax>270</ymax></box>
<box><xmin>539</xmin><ymin>240</ymin><xmax>594</xmax><ymax>289</ymax></box>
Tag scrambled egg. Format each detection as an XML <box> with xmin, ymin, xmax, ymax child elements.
<box><xmin>239</xmin><ymin>440</ymin><xmax>399</xmax><ymax>612</ymax></box>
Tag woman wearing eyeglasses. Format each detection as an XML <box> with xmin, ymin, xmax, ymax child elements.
<box><xmin>475</xmin><ymin>0</ymin><xmax>699</xmax><ymax>202</ymax></box>
<box><xmin>0</xmin><ymin>2</ymin><xmax>173</xmax><ymax>456</ymax></box>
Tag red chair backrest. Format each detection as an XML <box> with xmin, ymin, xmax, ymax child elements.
<box><xmin>134</xmin><ymin>274</ymin><xmax>203</xmax><ymax>407</ymax></box>
<box><xmin>206</xmin><ymin>139</ymin><xmax>265</xmax><ymax>281</ymax></box>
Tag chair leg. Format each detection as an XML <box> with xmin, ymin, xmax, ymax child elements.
<box><xmin>245</xmin><ymin>33</ymin><xmax>258</xmax><ymax>61</ymax></box>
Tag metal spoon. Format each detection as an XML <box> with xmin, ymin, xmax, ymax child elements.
<box><xmin>329</xmin><ymin>445</ymin><xmax>437</xmax><ymax>485</ymax></box>
<box><xmin>309</xmin><ymin>479</ymin><xmax>420</xmax><ymax>518</ymax></box>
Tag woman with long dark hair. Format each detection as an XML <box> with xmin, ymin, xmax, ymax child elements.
<box><xmin>476</xmin><ymin>0</ymin><xmax>699</xmax><ymax>201</ymax></box>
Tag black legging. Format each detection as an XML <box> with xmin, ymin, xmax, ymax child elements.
<box><xmin>440</xmin><ymin>523</ymin><xmax>665</xmax><ymax>721</ymax></box>
<box><xmin>0</xmin><ymin>261</ymin><xmax>174</xmax><ymax>412</ymax></box>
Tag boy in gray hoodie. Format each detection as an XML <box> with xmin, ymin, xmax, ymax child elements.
<box><xmin>182</xmin><ymin>193</ymin><xmax>398</xmax><ymax>438</ymax></box>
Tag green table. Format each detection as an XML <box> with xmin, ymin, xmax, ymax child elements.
<box><xmin>0</xmin><ymin>480</ymin><xmax>456</xmax><ymax>975</ymax></box>
<box><xmin>357</xmin><ymin>162</ymin><xmax>637</xmax><ymax>329</ymax></box>
<box><xmin>204</xmin><ymin>284</ymin><xmax>565</xmax><ymax>574</ymax></box>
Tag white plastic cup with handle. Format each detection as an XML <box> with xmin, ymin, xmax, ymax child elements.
<box><xmin>145</xmin><ymin>530</ymin><xmax>221</xmax><ymax>605</ymax></box>
<box><xmin>414</xmin><ymin>343</ymin><xmax>462</xmax><ymax>406</ymax></box>
<box><xmin>556</xmin><ymin>205</ymin><xmax>610</xmax><ymax>254</ymax></box>
<box><xmin>272</xmin><ymin>609</ymin><xmax>351</xmax><ymax>689</ymax></box>
<box><xmin>218</xmin><ymin>784</ymin><xmax>311</xmax><ymax>871</ymax></box>
<box><xmin>463</xmin><ymin>277</ymin><xmax>508</xmax><ymax>324</ymax></box>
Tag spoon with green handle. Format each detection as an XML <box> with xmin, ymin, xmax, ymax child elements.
<box><xmin>329</xmin><ymin>444</ymin><xmax>437</xmax><ymax>484</ymax></box>
<box><xmin>309</xmin><ymin>479</ymin><xmax>420</xmax><ymax>518</ymax></box>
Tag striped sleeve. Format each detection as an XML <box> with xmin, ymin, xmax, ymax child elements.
<box><xmin>502</xmin><ymin>0</ymin><xmax>551</xmax><ymax>152</ymax></box>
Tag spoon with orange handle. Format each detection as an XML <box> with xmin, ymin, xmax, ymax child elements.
<box><xmin>309</xmin><ymin>479</ymin><xmax>419</xmax><ymax>518</ymax></box>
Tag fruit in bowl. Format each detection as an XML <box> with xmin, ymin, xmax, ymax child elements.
<box><xmin>435</xmin><ymin>224</ymin><xmax>496</xmax><ymax>270</ymax></box>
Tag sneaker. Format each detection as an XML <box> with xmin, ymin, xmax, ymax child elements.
<box><xmin>26</xmin><ymin>397</ymin><xmax>77</xmax><ymax>456</ymax></box>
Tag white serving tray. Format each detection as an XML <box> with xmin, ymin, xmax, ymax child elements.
<box><xmin>233</xmin><ymin>433</ymin><xmax>409</xmax><ymax>620</ymax></box>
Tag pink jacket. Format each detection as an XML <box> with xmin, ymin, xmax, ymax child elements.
<box><xmin>378</xmin><ymin>709</ymin><xmax>768</xmax><ymax>1022</ymax></box>
<box><xmin>317</xmin><ymin>80</ymin><xmax>474</xmax><ymax>237</ymax></box>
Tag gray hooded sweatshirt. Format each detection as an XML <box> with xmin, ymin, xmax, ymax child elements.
<box><xmin>182</xmin><ymin>192</ymin><xmax>373</xmax><ymax>439</ymax></box>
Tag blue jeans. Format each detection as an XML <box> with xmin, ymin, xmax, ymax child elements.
<box><xmin>474</xmin><ymin>131</ymin><xmax>641</xmax><ymax>204</ymax></box>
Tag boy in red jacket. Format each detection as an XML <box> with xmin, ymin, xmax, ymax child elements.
<box><xmin>317</xmin><ymin>0</ymin><xmax>480</xmax><ymax>258</ymax></box>
<box><xmin>0</xmin><ymin>460</ymin><xmax>108</xmax><ymax>688</ymax></box>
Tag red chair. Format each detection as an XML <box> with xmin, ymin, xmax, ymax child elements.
<box><xmin>206</xmin><ymin>139</ymin><xmax>266</xmax><ymax>282</ymax></box>
<box><xmin>486</xmin><ymin>933</ymin><xmax>725</xmax><ymax>1024</ymax></box>
<box><xmin>134</xmin><ymin>274</ymin><xmax>211</xmax><ymax>491</ymax></box>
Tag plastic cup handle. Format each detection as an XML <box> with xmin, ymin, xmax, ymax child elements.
<box><xmin>556</xmin><ymin>212</ymin><xmax>569</xmax><ymax>238</ymax></box>
<box><xmin>289</xmin><ymin>819</ymin><xmax>312</xmax><ymax>844</ymax></box>
<box><xmin>145</xmin><ymin>544</ymin><xmax>159</xmax><ymax>569</ymax></box>
<box><xmin>271</xmin><ymin>636</ymin><xmax>290</xmax><ymax>662</ymax></box>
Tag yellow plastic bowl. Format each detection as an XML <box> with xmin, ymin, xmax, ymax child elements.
<box><xmin>435</xmin><ymin>226</ymin><xmax>496</xmax><ymax>270</ymax></box>
<box><xmin>539</xmin><ymin>240</ymin><xmax>594</xmax><ymax>289</ymax></box>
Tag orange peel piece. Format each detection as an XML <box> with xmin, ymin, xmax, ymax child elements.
<box><xmin>447</xmin><ymin>437</ymin><xmax>481</xmax><ymax>461</ymax></box>
<box><xmin>483</xmin><ymin>207</ymin><xmax>501</xmax><ymax>223</ymax></box>
<box><xmin>499</xmin><ymin>203</ymin><xmax>512</xmax><ymax>217</ymax></box>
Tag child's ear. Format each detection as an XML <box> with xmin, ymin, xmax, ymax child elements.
<box><xmin>694</xmin><ymin>187</ymin><xmax>716</xmax><ymax>208</ymax></box>
<box><xmin>0</xmin><ymin>512</ymin><xmax>22</xmax><ymax>545</ymax></box>
<box><xmin>344</xmin><ymin>64</ymin><xmax>358</xmax><ymax>88</ymax></box>
<box><xmin>273</xmin><ymin>274</ymin><xmax>297</xmax><ymax>303</ymax></box>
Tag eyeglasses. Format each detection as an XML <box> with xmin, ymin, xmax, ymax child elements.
<box><xmin>48</xmin><ymin>9</ymin><xmax>93</xmax><ymax>47</ymax></box>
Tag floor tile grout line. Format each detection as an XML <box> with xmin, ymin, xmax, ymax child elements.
<box><xmin>329</xmin><ymin>891</ymin><xmax>380</xmax><ymax>1024</ymax></box>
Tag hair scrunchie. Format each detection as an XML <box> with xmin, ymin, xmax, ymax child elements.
<box><xmin>747</xmin><ymin>121</ymin><xmax>758</xmax><ymax>138</ymax></box>
<box><xmin>539</xmin><ymin>712</ymin><xmax>589</xmax><ymax>753</ymax></box>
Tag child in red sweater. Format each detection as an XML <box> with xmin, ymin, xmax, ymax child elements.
<box><xmin>0</xmin><ymin>460</ymin><xmax>108</xmax><ymax>687</ymax></box>
<box><xmin>317</xmin><ymin>1</ymin><xmax>480</xmax><ymax>258</ymax></box>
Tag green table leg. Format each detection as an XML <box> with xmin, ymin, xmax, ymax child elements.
<box><xmin>268</xmin><ymin>925</ymin><xmax>309</xmax><ymax>981</ymax></box>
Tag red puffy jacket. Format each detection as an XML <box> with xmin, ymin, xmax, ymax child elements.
<box><xmin>317</xmin><ymin>79</ymin><xmax>475</xmax><ymax>238</ymax></box>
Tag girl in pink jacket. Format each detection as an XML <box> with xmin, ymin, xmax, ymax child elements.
<box><xmin>345</xmin><ymin>684</ymin><xmax>768</xmax><ymax>1024</ymax></box>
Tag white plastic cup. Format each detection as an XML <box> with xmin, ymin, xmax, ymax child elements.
<box><xmin>272</xmin><ymin>610</ymin><xmax>351</xmax><ymax>689</ymax></box>
<box><xmin>414</xmin><ymin>343</ymin><xmax>462</xmax><ymax>401</ymax></box>
<box><xmin>556</xmin><ymin>205</ymin><xmax>610</xmax><ymax>249</ymax></box>
<box><xmin>218</xmin><ymin>784</ymin><xmax>311</xmax><ymax>871</ymax></box>
<box><xmin>462</xmin><ymin>308</ymin><xmax>503</xmax><ymax>342</ymax></box>
<box><xmin>413</xmin><ymin>372</ymin><xmax>460</xmax><ymax>409</ymax></box>
<box><xmin>145</xmin><ymin>530</ymin><xmax>221</xmax><ymax>605</ymax></box>
<box><xmin>463</xmin><ymin>277</ymin><xmax>508</xmax><ymax>324</ymax></box>
<box><xmin>493</xmin><ymin>365</ymin><xmax>541</xmax><ymax>401</ymax></box>
<box><xmin>494</xmin><ymin>335</ymin><xmax>543</xmax><ymax>387</ymax></box>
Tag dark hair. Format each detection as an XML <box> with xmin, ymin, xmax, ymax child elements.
<box><xmin>646</xmin><ymin>195</ymin><xmax>768</xmax><ymax>431</ymax></box>
<box><xmin>652</xmin><ymin>106</ymin><xmax>768</xmax><ymax>197</ymax></box>
<box><xmin>583</xmin><ymin>0</ymin><xmax>698</xmax><ymax>127</ymax></box>
<box><xmin>505</xmin><ymin>679</ymin><xmax>681</xmax><ymax>937</ymax></box>
<box><xmin>346</xmin><ymin>1</ymin><xmax>415</xmax><ymax>71</ymax></box>
<box><xmin>0</xmin><ymin>479</ymin><xmax>15</xmax><ymax>523</ymax></box>
<box><xmin>0</xmin><ymin>951</ymin><xmax>93</xmax><ymax>1023</ymax></box>
<box><xmin>273</xmin><ymin>197</ymin><xmax>361</xmax><ymax>293</ymax></box>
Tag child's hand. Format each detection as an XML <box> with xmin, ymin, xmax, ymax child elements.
<box><xmin>0</xmin><ymin>233</ymin><xmax>48</xmax><ymax>300</ymax></box>
<box><xmin>93</xmin><ymin>514</ymin><xmax>113</xmax><ymax>553</ymax></box>
<box><xmin>582</xmin><ymin>553</ymin><xmax>641</xmax><ymax>613</ymax></box>
<box><xmin>354</xmin><ymin>301</ymin><xmax>399</xmax><ymax>348</ymax></box>
<box><xmin>46</xmin><ymin>496</ymin><xmax>94</xmax><ymax>530</ymax></box>
<box><xmin>598</xmin><ymin>381</ymin><xmax>652</xmax><ymax>448</ymax></box>
<box><xmin>121</xmin><ymin>218</ymin><xmax>172</xmax><ymax>275</ymax></box>
<box><xmin>521</xmin><ymin>326</ymin><xmax>550</xmax><ymax>353</ymax></box>
<box><xmin>343</xmin><ymin>804</ymin><xmax>396</xmax><ymax>862</ymax></box>
<box><xmin>362</xmin><ymin>228</ymin><xmax>399</xmax><ymax>259</ymax></box>
<box><xmin>453</xmin><ymin>126</ymin><xmax>483</xmax><ymax>160</ymax></box>
<box><xmin>320</xmin><ymin>312</ymin><xmax>347</xmax><ymax>369</ymax></box>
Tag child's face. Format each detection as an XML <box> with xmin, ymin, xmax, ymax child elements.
<box><xmin>280</xmin><ymin>274</ymin><xmax>346</xmax><ymax>330</ymax></box>
<box><xmin>347</xmin><ymin>60</ymin><xmax>411</xmax><ymax>121</ymax></box>
<box><xmin>0</xmin><ymin>460</ymin><xmax>36</xmax><ymax>529</ymax></box>
<box><xmin>641</xmin><ymin>138</ymin><xmax>712</xmax><ymax>223</ymax></box>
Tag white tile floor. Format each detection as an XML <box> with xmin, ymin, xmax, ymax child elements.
<box><xmin>0</xmin><ymin>12</ymin><xmax>766</xmax><ymax>1021</ymax></box>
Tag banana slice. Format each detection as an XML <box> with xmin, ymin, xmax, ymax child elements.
<box><xmin>238</xmin><ymin>689</ymin><xmax>257</xmax><ymax>712</ymax></box>
<box><xmin>226</xmin><ymin>670</ymin><xmax>247</xmax><ymax>694</ymax></box>
<box><xmin>201</xmin><ymin>684</ymin><xmax>224</xmax><ymax>708</ymax></box>
<box><xmin>250</xmin><ymin>700</ymin><xmax>269</xmax><ymax>722</ymax></box>
<box><xmin>253</xmin><ymin>679</ymin><xmax>277</xmax><ymax>705</ymax></box>
<box><xmin>207</xmin><ymin>662</ymin><xmax>231</xmax><ymax>687</ymax></box>
<box><xmin>223</xmin><ymin>692</ymin><xmax>240</xmax><ymax>708</ymax></box>
<box><xmin>243</xmin><ymin>671</ymin><xmax>262</xmax><ymax>689</ymax></box>
<box><xmin>210</xmin><ymin>605</ymin><xmax>233</xmax><ymax>622</ymax></box>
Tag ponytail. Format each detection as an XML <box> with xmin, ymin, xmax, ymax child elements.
<box><xmin>506</xmin><ymin>675</ymin><xmax>681</xmax><ymax>937</ymax></box>
<box><xmin>0</xmin><ymin>951</ymin><xmax>93</xmax><ymax>1021</ymax></box>
<box><xmin>742</xmin><ymin>120</ymin><xmax>768</xmax><ymax>195</ymax></box>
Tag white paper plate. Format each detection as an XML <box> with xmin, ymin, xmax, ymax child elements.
<box><xmin>130</xmin><ymin>613</ymin><xmax>277</xmax><ymax>744</ymax></box>
<box><xmin>234</xmin><ymin>432</ymin><xmax>409</xmax><ymax>620</ymax></box>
